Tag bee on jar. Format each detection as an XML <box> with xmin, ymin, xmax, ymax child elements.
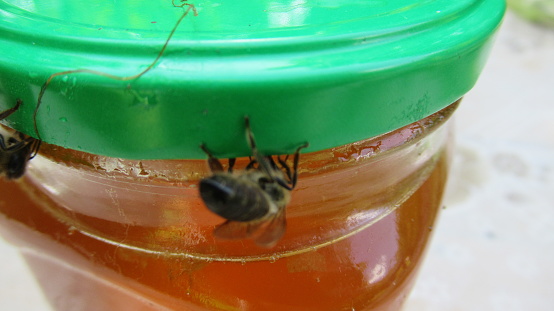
<box><xmin>0</xmin><ymin>99</ymin><xmax>41</xmax><ymax>179</ymax></box>
<box><xmin>199</xmin><ymin>117</ymin><xmax>308</xmax><ymax>248</ymax></box>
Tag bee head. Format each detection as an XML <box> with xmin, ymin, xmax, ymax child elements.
<box><xmin>200</xmin><ymin>174</ymin><xmax>235</xmax><ymax>202</ymax></box>
<box><xmin>199</xmin><ymin>173</ymin><xmax>268</xmax><ymax>222</ymax></box>
<box><xmin>200</xmin><ymin>174</ymin><xmax>244</xmax><ymax>220</ymax></box>
<box><xmin>5</xmin><ymin>151</ymin><xmax>28</xmax><ymax>179</ymax></box>
<box><xmin>0</xmin><ymin>141</ymin><xmax>30</xmax><ymax>180</ymax></box>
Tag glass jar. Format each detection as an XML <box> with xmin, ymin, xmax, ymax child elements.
<box><xmin>0</xmin><ymin>101</ymin><xmax>457</xmax><ymax>311</ymax></box>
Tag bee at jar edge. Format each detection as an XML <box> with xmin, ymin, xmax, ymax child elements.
<box><xmin>199</xmin><ymin>116</ymin><xmax>308</xmax><ymax>248</ymax></box>
<box><xmin>0</xmin><ymin>99</ymin><xmax>41</xmax><ymax>179</ymax></box>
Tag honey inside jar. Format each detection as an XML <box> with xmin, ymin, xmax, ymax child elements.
<box><xmin>0</xmin><ymin>101</ymin><xmax>458</xmax><ymax>311</ymax></box>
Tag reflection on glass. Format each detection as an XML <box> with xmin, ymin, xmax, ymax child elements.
<box><xmin>268</xmin><ymin>0</ymin><xmax>310</xmax><ymax>28</ymax></box>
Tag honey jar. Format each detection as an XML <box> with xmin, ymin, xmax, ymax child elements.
<box><xmin>0</xmin><ymin>1</ymin><xmax>505</xmax><ymax>310</ymax></box>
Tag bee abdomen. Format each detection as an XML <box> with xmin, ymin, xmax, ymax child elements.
<box><xmin>200</xmin><ymin>174</ymin><xmax>270</xmax><ymax>222</ymax></box>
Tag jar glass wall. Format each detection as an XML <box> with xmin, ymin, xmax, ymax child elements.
<box><xmin>0</xmin><ymin>101</ymin><xmax>459</xmax><ymax>311</ymax></box>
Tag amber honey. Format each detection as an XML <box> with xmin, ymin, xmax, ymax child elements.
<box><xmin>0</xmin><ymin>102</ymin><xmax>457</xmax><ymax>311</ymax></box>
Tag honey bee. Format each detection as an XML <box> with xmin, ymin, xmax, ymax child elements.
<box><xmin>0</xmin><ymin>99</ymin><xmax>41</xmax><ymax>179</ymax></box>
<box><xmin>199</xmin><ymin>117</ymin><xmax>308</xmax><ymax>248</ymax></box>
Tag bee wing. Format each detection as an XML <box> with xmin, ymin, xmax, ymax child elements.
<box><xmin>252</xmin><ymin>209</ymin><xmax>286</xmax><ymax>248</ymax></box>
<box><xmin>213</xmin><ymin>220</ymin><xmax>254</xmax><ymax>241</ymax></box>
<box><xmin>213</xmin><ymin>209</ymin><xmax>287</xmax><ymax>248</ymax></box>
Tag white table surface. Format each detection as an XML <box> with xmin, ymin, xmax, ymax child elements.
<box><xmin>406</xmin><ymin>10</ymin><xmax>554</xmax><ymax>311</ymax></box>
<box><xmin>1</xmin><ymin>10</ymin><xmax>553</xmax><ymax>311</ymax></box>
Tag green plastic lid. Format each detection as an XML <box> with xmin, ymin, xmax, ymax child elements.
<box><xmin>0</xmin><ymin>0</ymin><xmax>505</xmax><ymax>159</ymax></box>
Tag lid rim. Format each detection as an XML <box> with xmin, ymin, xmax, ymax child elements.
<box><xmin>0</xmin><ymin>0</ymin><xmax>506</xmax><ymax>159</ymax></box>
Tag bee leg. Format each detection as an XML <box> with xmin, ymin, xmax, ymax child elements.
<box><xmin>245</xmin><ymin>157</ymin><xmax>257</xmax><ymax>170</ymax></box>
<box><xmin>0</xmin><ymin>99</ymin><xmax>22</xmax><ymax>121</ymax></box>
<box><xmin>29</xmin><ymin>138</ymin><xmax>42</xmax><ymax>159</ymax></box>
<box><xmin>288</xmin><ymin>142</ymin><xmax>309</xmax><ymax>189</ymax></box>
<box><xmin>244</xmin><ymin>116</ymin><xmax>275</xmax><ymax>180</ymax></box>
<box><xmin>266</xmin><ymin>156</ymin><xmax>279</xmax><ymax>170</ymax></box>
<box><xmin>0</xmin><ymin>138</ymin><xmax>30</xmax><ymax>153</ymax></box>
<box><xmin>200</xmin><ymin>143</ymin><xmax>224</xmax><ymax>173</ymax></box>
<box><xmin>227</xmin><ymin>158</ymin><xmax>236</xmax><ymax>173</ymax></box>
<box><xmin>276</xmin><ymin>155</ymin><xmax>292</xmax><ymax>181</ymax></box>
<box><xmin>261</xmin><ymin>155</ymin><xmax>292</xmax><ymax>190</ymax></box>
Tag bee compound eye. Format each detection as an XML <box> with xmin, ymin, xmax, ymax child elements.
<box><xmin>199</xmin><ymin>177</ymin><xmax>237</xmax><ymax>215</ymax></box>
